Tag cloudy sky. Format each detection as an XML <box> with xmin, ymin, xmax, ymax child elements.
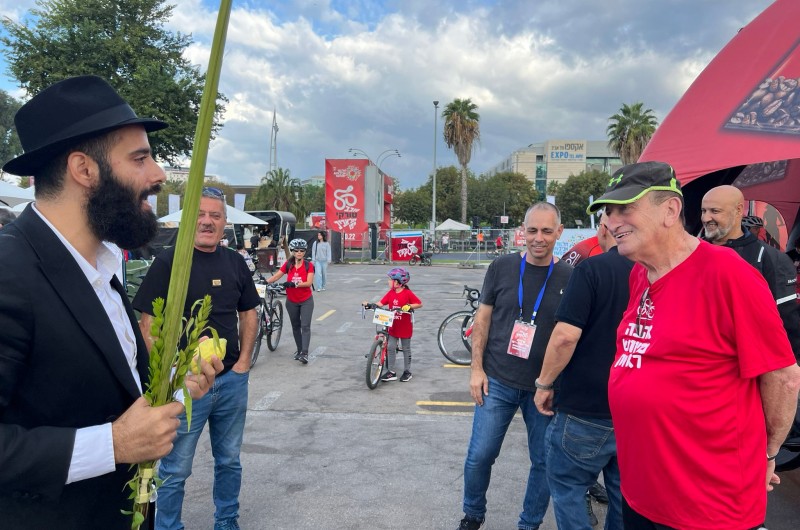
<box><xmin>0</xmin><ymin>0</ymin><xmax>774</xmax><ymax>189</ymax></box>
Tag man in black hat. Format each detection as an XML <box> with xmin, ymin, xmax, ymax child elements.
<box><xmin>588</xmin><ymin>161</ymin><xmax>800</xmax><ymax>530</ymax></box>
<box><xmin>0</xmin><ymin>75</ymin><xmax>221</xmax><ymax>529</ymax></box>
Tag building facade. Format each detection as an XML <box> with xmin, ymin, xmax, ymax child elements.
<box><xmin>485</xmin><ymin>140</ymin><xmax>623</xmax><ymax>194</ymax></box>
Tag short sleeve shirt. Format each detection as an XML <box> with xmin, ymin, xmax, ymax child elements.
<box><xmin>379</xmin><ymin>287</ymin><xmax>422</xmax><ymax>338</ymax></box>
<box><xmin>281</xmin><ymin>260</ymin><xmax>314</xmax><ymax>303</ymax></box>
<box><xmin>133</xmin><ymin>246</ymin><xmax>260</xmax><ymax>374</ymax></box>
<box><xmin>479</xmin><ymin>252</ymin><xmax>573</xmax><ymax>391</ymax></box>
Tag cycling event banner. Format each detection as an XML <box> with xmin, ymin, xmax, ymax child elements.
<box><xmin>325</xmin><ymin>159</ymin><xmax>369</xmax><ymax>243</ymax></box>
<box><xmin>390</xmin><ymin>231</ymin><xmax>423</xmax><ymax>261</ymax></box>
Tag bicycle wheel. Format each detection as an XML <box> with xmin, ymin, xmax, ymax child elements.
<box><xmin>366</xmin><ymin>338</ymin><xmax>385</xmax><ymax>389</ymax></box>
<box><xmin>251</xmin><ymin>303</ymin><xmax>266</xmax><ymax>367</ymax></box>
<box><xmin>409</xmin><ymin>256</ymin><xmax>418</xmax><ymax>266</ymax></box>
<box><xmin>266</xmin><ymin>301</ymin><xmax>284</xmax><ymax>351</ymax></box>
<box><xmin>438</xmin><ymin>310</ymin><xmax>474</xmax><ymax>365</ymax></box>
<box><xmin>432</xmin><ymin>247</ymin><xmax>441</xmax><ymax>254</ymax></box>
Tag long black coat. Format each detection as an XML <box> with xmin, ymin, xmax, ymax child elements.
<box><xmin>0</xmin><ymin>205</ymin><xmax>149</xmax><ymax>529</ymax></box>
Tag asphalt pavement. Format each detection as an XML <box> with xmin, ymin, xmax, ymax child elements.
<box><xmin>178</xmin><ymin>263</ymin><xmax>800</xmax><ymax>530</ymax></box>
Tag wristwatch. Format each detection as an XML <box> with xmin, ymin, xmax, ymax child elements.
<box><xmin>767</xmin><ymin>451</ymin><xmax>779</xmax><ymax>461</ymax></box>
<box><xmin>534</xmin><ymin>378</ymin><xmax>554</xmax><ymax>391</ymax></box>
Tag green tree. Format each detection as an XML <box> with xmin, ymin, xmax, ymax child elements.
<box><xmin>606</xmin><ymin>102</ymin><xmax>658</xmax><ymax>165</ymax></box>
<box><xmin>546</xmin><ymin>180</ymin><xmax>562</xmax><ymax>198</ymax></box>
<box><xmin>0</xmin><ymin>90</ymin><xmax>22</xmax><ymax>168</ymax></box>
<box><xmin>248</xmin><ymin>168</ymin><xmax>299</xmax><ymax>212</ymax></box>
<box><xmin>393</xmin><ymin>188</ymin><xmax>430</xmax><ymax>228</ymax></box>
<box><xmin>295</xmin><ymin>184</ymin><xmax>325</xmax><ymax>226</ymax></box>
<box><xmin>1</xmin><ymin>0</ymin><xmax>226</xmax><ymax>166</ymax></box>
<box><xmin>554</xmin><ymin>170</ymin><xmax>608</xmax><ymax>228</ymax></box>
<box><xmin>471</xmin><ymin>171</ymin><xmax>538</xmax><ymax>228</ymax></box>
<box><xmin>442</xmin><ymin>98</ymin><xmax>480</xmax><ymax>224</ymax></box>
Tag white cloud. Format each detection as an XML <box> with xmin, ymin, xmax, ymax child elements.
<box><xmin>0</xmin><ymin>0</ymin><xmax>776</xmax><ymax>189</ymax></box>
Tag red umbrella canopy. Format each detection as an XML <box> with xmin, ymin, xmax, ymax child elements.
<box><xmin>640</xmin><ymin>0</ymin><xmax>800</xmax><ymax>241</ymax></box>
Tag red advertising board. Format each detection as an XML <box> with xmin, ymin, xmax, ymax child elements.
<box><xmin>391</xmin><ymin>234</ymin><xmax>423</xmax><ymax>261</ymax></box>
<box><xmin>325</xmin><ymin>159</ymin><xmax>369</xmax><ymax>245</ymax></box>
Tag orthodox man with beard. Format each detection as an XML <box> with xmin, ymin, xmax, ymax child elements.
<box><xmin>0</xmin><ymin>76</ymin><xmax>221</xmax><ymax>529</ymax></box>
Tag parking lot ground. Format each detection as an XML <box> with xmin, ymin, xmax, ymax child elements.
<box><xmin>178</xmin><ymin>263</ymin><xmax>800</xmax><ymax>529</ymax></box>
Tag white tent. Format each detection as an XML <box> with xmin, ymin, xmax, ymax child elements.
<box><xmin>0</xmin><ymin>181</ymin><xmax>35</xmax><ymax>207</ymax></box>
<box><xmin>436</xmin><ymin>218</ymin><xmax>471</xmax><ymax>231</ymax></box>
<box><xmin>11</xmin><ymin>201</ymin><xmax>32</xmax><ymax>213</ymax></box>
<box><xmin>158</xmin><ymin>205</ymin><xmax>268</xmax><ymax>225</ymax></box>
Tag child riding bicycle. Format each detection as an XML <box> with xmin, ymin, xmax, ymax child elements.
<box><xmin>362</xmin><ymin>267</ymin><xmax>422</xmax><ymax>382</ymax></box>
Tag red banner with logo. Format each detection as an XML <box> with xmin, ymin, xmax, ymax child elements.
<box><xmin>325</xmin><ymin>159</ymin><xmax>369</xmax><ymax>245</ymax></box>
<box><xmin>391</xmin><ymin>234</ymin><xmax>423</xmax><ymax>261</ymax></box>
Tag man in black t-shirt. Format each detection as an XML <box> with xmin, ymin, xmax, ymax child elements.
<box><xmin>458</xmin><ymin>202</ymin><xmax>573</xmax><ymax>530</ymax></box>
<box><xmin>134</xmin><ymin>188</ymin><xmax>260</xmax><ymax>530</ymax></box>
<box><xmin>534</xmin><ymin>212</ymin><xmax>633</xmax><ymax>530</ymax></box>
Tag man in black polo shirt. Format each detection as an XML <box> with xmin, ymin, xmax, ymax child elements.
<box><xmin>534</xmin><ymin>212</ymin><xmax>633</xmax><ymax>530</ymax></box>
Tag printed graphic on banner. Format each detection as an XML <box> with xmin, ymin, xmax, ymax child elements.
<box><xmin>325</xmin><ymin>159</ymin><xmax>369</xmax><ymax>244</ymax></box>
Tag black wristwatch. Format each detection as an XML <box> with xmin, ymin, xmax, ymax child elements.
<box><xmin>534</xmin><ymin>378</ymin><xmax>554</xmax><ymax>391</ymax></box>
<box><xmin>767</xmin><ymin>451</ymin><xmax>779</xmax><ymax>461</ymax></box>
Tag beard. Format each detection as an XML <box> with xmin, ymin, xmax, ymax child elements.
<box><xmin>703</xmin><ymin>222</ymin><xmax>731</xmax><ymax>243</ymax></box>
<box><xmin>86</xmin><ymin>159</ymin><xmax>160</xmax><ymax>250</ymax></box>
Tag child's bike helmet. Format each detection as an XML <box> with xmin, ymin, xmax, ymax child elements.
<box><xmin>387</xmin><ymin>267</ymin><xmax>410</xmax><ymax>286</ymax></box>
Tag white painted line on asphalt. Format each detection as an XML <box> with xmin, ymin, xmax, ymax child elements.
<box><xmin>317</xmin><ymin>309</ymin><xmax>336</xmax><ymax>321</ymax></box>
<box><xmin>374</xmin><ymin>278</ymin><xmax>381</xmax><ymax>283</ymax></box>
<box><xmin>337</xmin><ymin>322</ymin><xmax>353</xmax><ymax>333</ymax></box>
<box><xmin>252</xmin><ymin>391</ymin><xmax>282</xmax><ymax>411</ymax></box>
<box><xmin>308</xmin><ymin>346</ymin><xmax>326</xmax><ymax>361</ymax></box>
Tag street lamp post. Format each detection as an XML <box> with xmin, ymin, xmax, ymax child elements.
<box><xmin>431</xmin><ymin>100</ymin><xmax>439</xmax><ymax>234</ymax></box>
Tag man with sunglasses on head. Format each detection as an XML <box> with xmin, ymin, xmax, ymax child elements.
<box><xmin>0</xmin><ymin>76</ymin><xmax>220</xmax><ymax>529</ymax></box>
<box><xmin>134</xmin><ymin>186</ymin><xmax>260</xmax><ymax>530</ymax></box>
<box><xmin>589</xmin><ymin>162</ymin><xmax>800</xmax><ymax>530</ymax></box>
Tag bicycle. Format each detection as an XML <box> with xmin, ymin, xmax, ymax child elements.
<box><xmin>437</xmin><ymin>285</ymin><xmax>480</xmax><ymax>365</ymax></box>
<box><xmin>408</xmin><ymin>251</ymin><xmax>433</xmax><ymax>266</ymax></box>
<box><xmin>427</xmin><ymin>241</ymin><xmax>442</xmax><ymax>254</ymax></box>
<box><xmin>361</xmin><ymin>304</ymin><xmax>411</xmax><ymax>389</ymax></box>
<box><xmin>251</xmin><ymin>272</ymin><xmax>284</xmax><ymax>367</ymax></box>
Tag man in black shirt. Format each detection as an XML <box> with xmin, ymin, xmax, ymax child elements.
<box><xmin>701</xmin><ymin>185</ymin><xmax>800</xmax><ymax>361</ymax></box>
<box><xmin>534</xmin><ymin>212</ymin><xmax>633</xmax><ymax>530</ymax></box>
<box><xmin>134</xmin><ymin>187</ymin><xmax>260</xmax><ymax>530</ymax></box>
<box><xmin>457</xmin><ymin>202</ymin><xmax>573</xmax><ymax>530</ymax></box>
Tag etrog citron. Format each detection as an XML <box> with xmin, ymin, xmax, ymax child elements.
<box><xmin>191</xmin><ymin>338</ymin><xmax>226</xmax><ymax>373</ymax></box>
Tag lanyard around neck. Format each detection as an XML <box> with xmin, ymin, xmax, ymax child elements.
<box><xmin>518</xmin><ymin>253</ymin><xmax>554</xmax><ymax>324</ymax></box>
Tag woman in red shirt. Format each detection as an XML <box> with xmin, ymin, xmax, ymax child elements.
<box><xmin>267</xmin><ymin>238</ymin><xmax>315</xmax><ymax>364</ymax></box>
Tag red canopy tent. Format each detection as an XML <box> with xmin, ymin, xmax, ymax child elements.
<box><xmin>639</xmin><ymin>0</ymin><xmax>800</xmax><ymax>249</ymax></box>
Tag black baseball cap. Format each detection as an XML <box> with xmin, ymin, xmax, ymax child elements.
<box><xmin>587</xmin><ymin>161</ymin><xmax>682</xmax><ymax>214</ymax></box>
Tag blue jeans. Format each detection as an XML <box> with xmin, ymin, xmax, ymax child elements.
<box><xmin>545</xmin><ymin>412</ymin><xmax>622</xmax><ymax>530</ymax></box>
<box><xmin>155</xmin><ymin>369</ymin><xmax>250</xmax><ymax>530</ymax></box>
<box><xmin>313</xmin><ymin>260</ymin><xmax>328</xmax><ymax>289</ymax></box>
<box><xmin>463</xmin><ymin>376</ymin><xmax>551</xmax><ymax>530</ymax></box>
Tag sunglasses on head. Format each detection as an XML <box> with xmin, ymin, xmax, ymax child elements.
<box><xmin>202</xmin><ymin>186</ymin><xmax>225</xmax><ymax>199</ymax></box>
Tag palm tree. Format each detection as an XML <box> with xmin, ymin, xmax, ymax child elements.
<box><xmin>606</xmin><ymin>102</ymin><xmax>658</xmax><ymax>165</ymax></box>
<box><xmin>442</xmin><ymin>98</ymin><xmax>480</xmax><ymax>224</ymax></box>
<box><xmin>254</xmin><ymin>167</ymin><xmax>300</xmax><ymax>211</ymax></box>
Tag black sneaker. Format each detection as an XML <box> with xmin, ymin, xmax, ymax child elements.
<box><xmin>293</xmin><ymin>351</ymin><xmax>301</xmax><ymax>360</ymax></box>
<box><xmin>380</xmin><ymin>371</ymin><xmax>397</xmax><ymax>382</ymax></box>
<box><xmin>400</xmin><ymin>371</ymin><xmax>413</xmax><ymax>382</ymax></box>
<box><xmin>588</xmin><ymin>481</ymin><xmax>608</xmax><ymax>504</ymax></box>
<box><xmin>457</xmin><ymin>515</ymin><xmax>485</xmax><ymax>530</ymax></box>
<box><xmin>299</xmin><ymin>352</ymin><xmax>308</xmax><ymax>364</ymax></box>
<box><xmin>586</xmin><ymin>493</ymin><xmax>598</xmax><ymax>526</ymax></box>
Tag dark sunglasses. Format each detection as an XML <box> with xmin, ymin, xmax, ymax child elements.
<box><xmin>293</xmin><ymin>249</ymin><xmax>306</xmax><ymax>253</ymax></box>
<box><xmin>203</xmin><ymin>186</ymin><xmax>225</xmax><ymax>199</ymax></box>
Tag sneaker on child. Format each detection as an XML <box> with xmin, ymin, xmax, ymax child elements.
<box><xmin>400</xmin><ymin>371</ymin><xmax>413</xmax><ymax>382</ymax></box>
<box><xmin>380</xmin><ymin>371</ymin><xmax>397</xmax><ymax>382</ymax></box>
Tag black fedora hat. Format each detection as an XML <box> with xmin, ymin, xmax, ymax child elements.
<box><xmin>3</xmin><ymin>75</ymin><xmax>168</xmax><ymax>176</ymax></box>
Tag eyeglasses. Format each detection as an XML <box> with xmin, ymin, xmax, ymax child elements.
<box><xmin>202</xmin><ymin>186</ymin><xmax>225</xmax><ymax>199</ymax></box>
<box><xmin>293</xmin><ymin>249</ymin><xmax>306</xmax><ymax>253</ymax></box>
